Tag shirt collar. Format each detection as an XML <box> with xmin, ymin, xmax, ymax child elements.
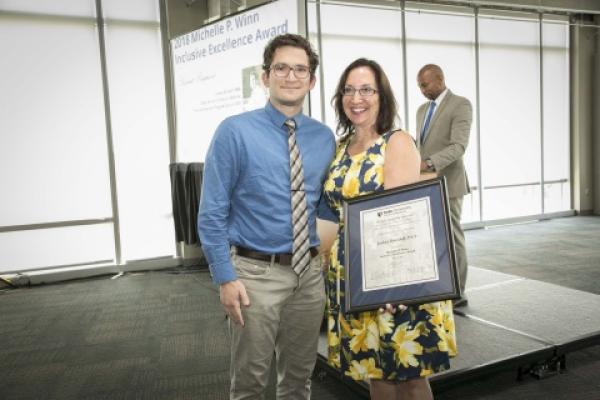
<box><xmin>433</xmin><ymin>88</ymin><xmax>449</xmax><ymax>105</ymax></box>
<box><xmin>265</xmin><ymin>100</ymin><xmax>306</xmax><ymax>129</ymax></box>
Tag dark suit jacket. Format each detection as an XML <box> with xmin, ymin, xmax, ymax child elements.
<box><xmin>417</xmin><ymin>89</ymin><xmax>472</xmax><ymax>198</ymax></box>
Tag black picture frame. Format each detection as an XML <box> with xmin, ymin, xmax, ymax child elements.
<box><xmin>342</xmin><ymin>176</ymin><xmax>460</xmax><ymax>314</ymax></box>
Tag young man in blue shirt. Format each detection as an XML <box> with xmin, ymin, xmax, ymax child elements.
<box><xmin>198</xmin><ymin>34</ymin><xmax>335</xmax><ymax>400</ymax></box>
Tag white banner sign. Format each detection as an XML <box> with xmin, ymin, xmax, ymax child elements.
<box><xmin>171</xmin><ymin>0</ymin><xmax>298</xmax><ymax>162</ymax></box>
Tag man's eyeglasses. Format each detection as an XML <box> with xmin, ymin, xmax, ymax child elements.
<box><xmin>269</xmin><ymin>63</ymin><xmax>310</xmax><ymax>79</ymax></box>
<box><xmin>341</xmin><ymin>86</ymin><xmax>378</xmax><ymax>97</ymax></box>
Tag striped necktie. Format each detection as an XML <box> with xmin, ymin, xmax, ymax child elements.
<box><xmin>420</xmin><ymin>101</ymin><xmax>437</xmax><ymax>145</ymax></box>
<box><xmin>285</xmin><ymin>119</ymin><xmax>311</xmax><ymax>276</ymax></box>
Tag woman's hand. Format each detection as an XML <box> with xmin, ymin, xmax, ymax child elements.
<box><xmin>378</xmin><ymin>303</ymin><xmax>408</xmax><ymax>314</ymax></box>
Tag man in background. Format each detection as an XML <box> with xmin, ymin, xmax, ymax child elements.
<box><xmin>416</xmin><ymin>64</ymin><xmax>472</xmax><ymax>307</ymax></box>
<box><xmin>198</xmin><ymin>34</ymin><xmax>335</xmax><ymax>399</ymax></box>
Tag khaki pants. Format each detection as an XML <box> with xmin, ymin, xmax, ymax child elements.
<box><xmin>229</xmin><ymin>251</ymin><xmax>325</xmax><ymax>400</ymax></box>
<box><xmin>450</xmin><ymin>196</ymin><xmax>468</xmax><ymax>294</ymax></box>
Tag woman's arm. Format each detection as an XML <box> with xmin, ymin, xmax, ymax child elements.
<box><xmin>380</xmin><ymin>131</ymin><xmax>421</xmax><ymax>314</ymax></box>
<box><xmin>383</xmin><ymin>130</ymin><xmax>421</xmax><ymax>189</ymax></box>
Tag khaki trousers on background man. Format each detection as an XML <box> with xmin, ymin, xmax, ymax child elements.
<box><xmin>449</xmin><ymin>197</ymin><xmax>468</xmax><ymax>294</ymax></box>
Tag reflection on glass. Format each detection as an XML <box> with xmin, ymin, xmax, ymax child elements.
<box><xmin>542</xmin><ymin>20</ymin><xmax>570</xmax><ymax>212</ymax></box>
<box><xmin>307</xmin><ymin>2</ymin><xmax>404</xmax><ymax>133</ymax></box>
<box><xmin>0</xmin><ymin>224</ymin><xmax>115</xmax><ymax>272</ymax></box>
<box><xmin>0</xmin><ymin>16</ymin><xmax>111</xmax><ymax>227</ymax></box>
<box><xmin>404</xmin><ymin>7</ymin><xmax>479</xmax><ymax>223</ymax></box>
<box><xmin>104</xmin><ymin>25</ymin><xmax>175</xmax><ymax>261</ymax></box>
<box><xmin>479</xmin><ymin>15</ymin><xmax>541</xmax><ymax>219</ymax></box>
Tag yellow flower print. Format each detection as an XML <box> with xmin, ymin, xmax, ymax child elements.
<box><xmin>329</xmin><ymin>239</ymin><xmax>340</xmax><ymax>270</ymax></box>
<box><xmin>419</xmin><ymin>301</ymin><xmax>457</xmax><ymax>356</ymax></box>
<box><xmin>367</xmin><ymin>152</ymin><xmax>383</xmax><ymax>164</ymax></box>
<box><xmin>440</xmin><ymin>299</ymin><xmax>452</xmax><ymax>311</ymax></box>
<box><xmin>420</xmin><ymin>302</ymin><xmax>443</xmax><ymax>326</ymax></box>
<box><xmin>332</xmin><ymin>145</ymin><xmax>346</xmax><ymax>164</ymax></box>
<box><xmin>364</xmin><ymin>152</ymin><xmax>384</xmax><ymax>183</ymax></box>
<box><xmin>340</xmin><ymin>314</ymin><xmax>353</xmax><ymax>337</ymax></box>
<box><xmin>342</xmin><ymin>178</ymin><xmax>359</xmax><ymax>199</ymax></box>
<box><xmin>327</xmin><ymin>315</ymin><xmax>340</xmax><ymax>346</ymax></box>
<box><xmin>440</xmin><ymin>301</ymin><xmax>456</xmax><ymax>333</ymax></box>
<box><xmin>363</xmin><ymin>167</ymin><xmax>374</xmax><ymax>184</ymax></box>
<box><xmin>444</xmin><ymin>316</ymin><xmax>456</xmax><ymax>336</ymax></box>
<box><xmin>328</xmin><ymin>348</ymin><xmax>341</xmax><ymax>369</ymax></box>
<box><xmin>342</xmin><ymin>162</ymin><xmax>362</xmax><ymax>198</ymax></box>
<box><xmin>420</xmin><ymin>366</ymin><xmax>434</xmax><ymax>377</ymax></box>
<box><xmin>377</xmin><ymin>311</ymin><xmax>394</xmax><ymax>337</ymax></box>
<box><xmin>380</xmin><ymin>142</ymin><xmax>387</xmax><ymax>153</ymax></box>
<box><xmin>324</xmin><ymin>176</ymin><xmax>336</xmax><ymax>192</ymax></box>
<box><xmin>327</xmin><ymin>319</ymin><xmax>341</xmax><ymax>368</ymax></box>
<box><xmin>373</xmin><ymin>165</ymin><xmax>383</xmax><ymax>186</ymax></box>
<box><xmin>349</xmin><ymin>314</ymin><xmax>380</xmax><ymax>353</ymax></box>
<box><xmin>345</xmin><ymin>358</ymin><xmax>383</xmax><ymax>381</ymax></box>
<box><xmin>333</xmin><ymin>163</ymin><xmax>346</xmax><ymax>178</ymax></box>
<box><xmin>391</xmin><ymin>322</ymin><xmax>423</xmax><ymax>368</ymax></box>
<box><xmin>434</xmin><ymin>325</ymin><xmax>457</xmax><ymax>356</ymax></box>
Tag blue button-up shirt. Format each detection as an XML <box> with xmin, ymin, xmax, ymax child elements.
<box><xmin>198</xmin><ymin>101</ymin><xmax>335</xmax><ymax>284</ymax></box>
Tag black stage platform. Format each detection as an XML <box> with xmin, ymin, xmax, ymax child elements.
<box><xmin>315</xmin><ymin>266</ymin><xmax>600</xmax><ymax>395</ymax></box>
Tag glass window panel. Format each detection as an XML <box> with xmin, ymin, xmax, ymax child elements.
<box><xmin>104</xmin><ymin>24</ymin><xmax>175</xmax><ymax>261</ymax></box>
<box><xmin>542</xmin><ymin>18</ymin><xmax>569</xmax><ymax>47</ymax></box>
<box><xmin>405</xmin><ymin>7</ymin><xmax>478</xmax><ymax>223</ymax></box>
<box><xmin>542</xmin><ymin>21</ymin><xmax>570</xmax><ymax>212</ymax></box>
<box><xmin>102</xmin><ymin>0</ymin><xmax>159</xmax><ymax>22</ymax></box>
<box><xmin>405</xmin><ymin>8</ymin><xmax>476</xmax><ymax>133</ymax></box>
<box><xmin>308</xmin><ymin>3</ymin><xmax>404</xmax><ymax>132</ymax></box>
<box><xmin>0</xmin><ymin>224</ymin><xmax>115</xmax><ymax>273</ymax></box>
<box><xmin>461</xmin><ymin>190</ymin><xmax>480</xmax><ymax>223</ymax></box>
<box><xmin>307</xmin><ymin>2</ymin><xmax>325</xmax><ymax>122</ymax></box>
<box><xmin>483</xmin><ymin>185</ymin><xmax>540</xmax><ymax>220</ymax></box>
<box><xmin>0</xmin><ymin>0</ymin><xmax>95</xmax><ymax>17</ymax></box>
<box><xmin>0</xmin><ymin>16</ymin><xmax>112</xmax><ymax>227</ymax></box>
<box><xmin>544</xmin><ymin>182</ymin><xmax>569</xmax><ymax>213</ymax></box>
<box><xmin>479</xmin><ymin>15</ymin><xmax>541</xmax><ymax>219</ymax></box>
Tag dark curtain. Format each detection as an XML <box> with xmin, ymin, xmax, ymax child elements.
<box><xmin>169</xmin><ymin>163</ymin><xmax>204</xmax><ymax>245</ymax></box>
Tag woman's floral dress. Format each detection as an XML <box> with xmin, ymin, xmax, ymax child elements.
<box><xmin>323</xmin><ymin>131</ymin><xmax>457</xmax><ymax>382</ymax></box>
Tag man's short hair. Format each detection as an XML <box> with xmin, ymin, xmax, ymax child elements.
<box><xmin>262</xmin><ymin>34</ymin><xmax>319</xmax><ymax>78</ymax></box>
<box><xmin>418</xmin><ymin>64</ymin><xmax>444</xmax><ymax>81</ymax></box>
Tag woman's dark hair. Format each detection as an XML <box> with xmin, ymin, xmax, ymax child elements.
<box><xmin>331</xmin><ymin>58</ymin><xmax>397</xmax><ymax>136</ymax></box>
<box><xmin>262</xmin><ymin>34</ymin><xmax>319</xmax><ymax>78</ymax></box>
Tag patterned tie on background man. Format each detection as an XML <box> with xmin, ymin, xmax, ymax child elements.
<box><xmin>285</xmin><ymin>119</ymin><xmax>311</xmax><ymax>276</ymax></box>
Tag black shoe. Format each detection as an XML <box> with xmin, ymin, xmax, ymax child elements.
<box><xmin>453</xmin><ymin>298</ymin><xmax>468</xmax><ymax>308</ymax></box>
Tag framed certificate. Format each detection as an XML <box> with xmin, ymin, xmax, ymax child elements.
<box><xmin>342</xmin><ymin>176</ymin><xmax>460</xmax><ymax>314</ymax></box>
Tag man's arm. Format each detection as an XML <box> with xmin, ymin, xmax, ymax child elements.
<box><xmin>197</xmin><ymin>121</ymin><xmax>250</xmax><ymax>326</ymax></box>
<box><xmin>429</xmin><ymin>98</ymin><xmax>472</xmax><ymax>172</ymax></box>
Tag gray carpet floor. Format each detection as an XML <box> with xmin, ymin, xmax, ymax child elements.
<box><xmin>0</xmin><ymin>215</ymin><xmax>599</xmax><ymax>399</ymax></box>
<box><xmin>436</xmin><ymin>215</ymin><xmax>600</xmax><ymax>400</ymax></box>
<box><xmin>0</xmin><ymin>270</ymin><xmax>361</xmax><ymax>399</ymax></box>
<box><xmin>466</xmin><ymin>216</ymin><xmax>600</xmax><ymax>295</ymax></box>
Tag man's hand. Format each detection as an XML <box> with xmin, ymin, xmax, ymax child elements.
<box><xmin>220</xmin><ymin>280</ymin><xmax>250</xmax><ymax>326</ymax></box>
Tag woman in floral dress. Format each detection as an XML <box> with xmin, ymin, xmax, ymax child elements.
<box><xmin>322</xmin><ymin>58</ymin><xmax>457</xmax><ymax>399</ymax></box>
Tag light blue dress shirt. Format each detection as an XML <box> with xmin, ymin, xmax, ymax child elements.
<box><xmin>197</xmin><ymin>101</ymin><xmax>335</xmax><ymax>284</ymax></box>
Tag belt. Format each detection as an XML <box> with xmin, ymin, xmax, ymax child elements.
<box><xmin>235</xmin><ymin>246</ymin><xmax>319</xmax><ymax>266</ymax></box>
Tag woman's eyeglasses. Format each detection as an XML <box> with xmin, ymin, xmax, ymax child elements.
<box><xmin>341</xmin><ymin>86</ymin><xmax>378</xmax><ymax>97</ymax></box>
